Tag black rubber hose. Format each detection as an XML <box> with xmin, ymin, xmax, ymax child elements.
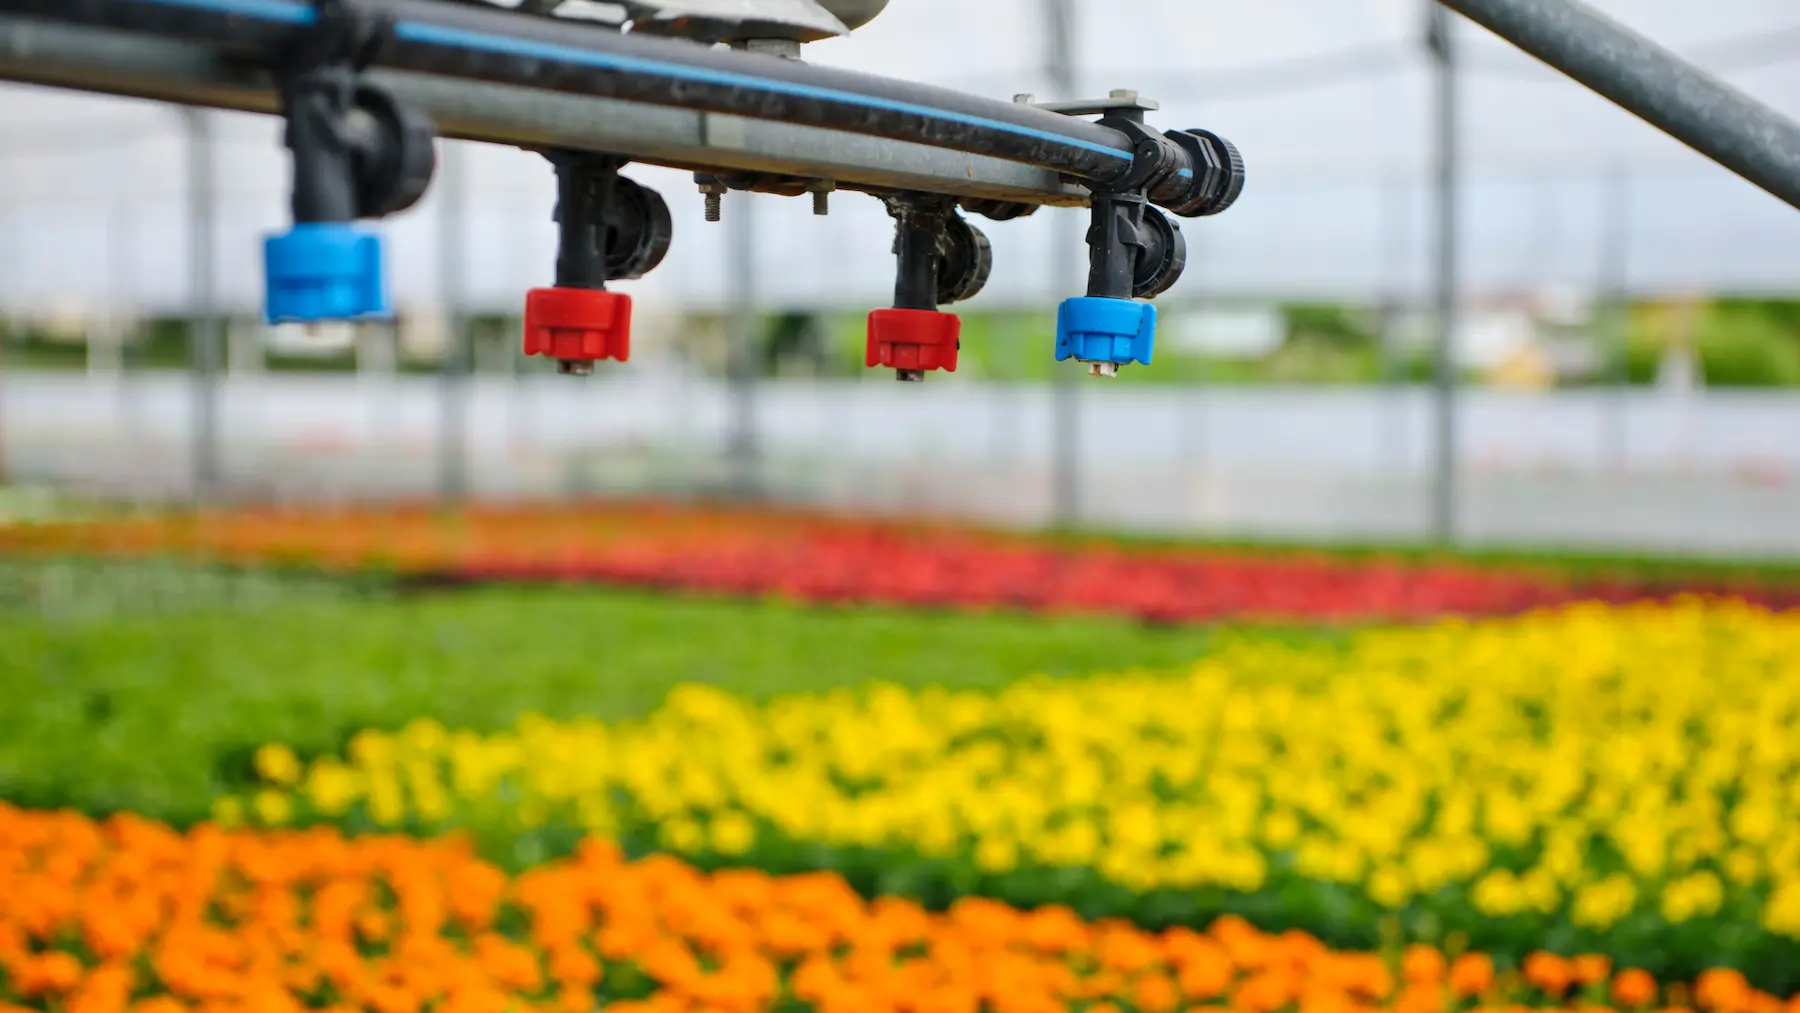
<box><xmin>11</xmin><ymin>0</ymin><xmax>1139</xmax><ymax>184</ymax></box>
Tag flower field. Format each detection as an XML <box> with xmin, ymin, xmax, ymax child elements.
<box><xmin>5</xmin><ymin>504</ymin><xmax>1797</xmax><ymax>623</ymax></box>
<box><xmin>213</xmin><ymin>600</ymin><xmax>1800</xmax><ymax>992</ymax></box>
<box><xmin>2</xmin><ymin>805</ymin><xmax>1792</xmax><ymax>1013</ymax></box>
<box><xmin>4</xmin><ymin>506</ymin><xmax>1800</xmax><ymax>1010</ymax></box>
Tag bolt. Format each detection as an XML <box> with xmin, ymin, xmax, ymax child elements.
<box><xmin>896</xmin><ymin>369</ymin><xmax>925</xmax><ymax>383</ymax></box>
<box><xmin>557</xmin><ymin>359</ymin><xmax>595</xmax><ymax>376</ymax></box>
<box><xmin>1013</xmin><ymin>93</ymin><xmax>1036</xmax><ymax>106</ymax></box>
<box><xmin>699</xmin><ymin>180</ymin><xmax>727</xmax><ymax>222</ymax></box>
<box><xmin>808</xmin><ymin>181</ymin><xmax>835</xmax><ymax>216</ymax></box>
<box><xmin>1087</xmin><ymin>361</ymin><xmax>1119</xmax><ymax>379</ymax></box>
<box><xmin>1109</xmin><ymin>88</ymin><xmax>1138</xmax><ymax>101</ymax></box>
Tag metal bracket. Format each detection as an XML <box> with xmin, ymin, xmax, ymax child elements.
<box><xmin>1032</xmin><ymin>90</ymin><xmax>1161</xmax><ymax>122</ymax></box>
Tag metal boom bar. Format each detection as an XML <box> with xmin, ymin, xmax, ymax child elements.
<box><xmin>1438</xmin><ymin>0</ymin><xmax>1800</xmax><ymax>211</ymax></box>
<box><xmin>0</xmin><ymin>0</ymin><xmax>1167</xmax><ymax>206</ymax></box>
<box><xmin>0</xmin><ymin>13</ymin><xmax>1089</xmax><ymax>206</ymax></box>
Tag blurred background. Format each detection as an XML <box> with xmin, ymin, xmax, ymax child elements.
<box><xmin>2</xmin><ymin>0</ymin><xmax>1799</xmax><ymax>555</ymax></box>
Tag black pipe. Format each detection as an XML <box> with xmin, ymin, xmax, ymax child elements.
<box><xmin>1438</xmin><ymin>0</ymin><xmax>1800</xmax><ymax>212</ymax></box>
<box><xmin>5</xmin><ymin>0</ymin><xmax>1142</xmax><ymax>185</ymax></box>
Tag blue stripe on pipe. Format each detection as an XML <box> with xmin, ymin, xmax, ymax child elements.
<box><xmin>394</xmin><ymin>19</ymin><xmax>1133</xmax><ymax>163</ymax></box>
<box><xmin>137</xmin><ymin>0</ymin><xmax>314</xmax><ymax>24</ymax></box>
<box><xmin>132</xmin><ymin>0</ymin><xmax>1135</xmax><ymax>164</ymax></box>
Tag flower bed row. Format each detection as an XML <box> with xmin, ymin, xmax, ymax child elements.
<box><xmin>5</xmin><ymin>504</ymin><xmax>1796</xmax><ymax>623</ymax></box>
<box><xmin>3</xmin><ymin>804</ymin><xmax>1794</xmax><ymax>1013</ymax></box>
<box><xmin>219</xmin><ymin>600</ymin><xmax>1800</xmax><ymax>989</ymax></box>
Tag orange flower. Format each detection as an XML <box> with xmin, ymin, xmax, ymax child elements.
<box><xmin>1573</xmin><ymin>955</ymin><xmax>1615</xmax><ymax>986</ymax></box>
<box><xmin>1133</xmin><ymin>973</ymin><xmax>1180</xmax><ymax>1013</ymax></box>
<box><xmin>13</xmin><ymin>951</ymin><xmax>84</xmax><ymax>997</ymax></box>
<box><xmin>1524</xmin><ymin>952</ymin><xmax>1573</xmax><ymax>997</ymax></box>
<box><xmin>1396</xmin><ymin>982</ymin><xmax>1447</xmax><ymax>1013</ymax></box>
<box><xmin>1174</xmin><ymin>945</ymin><xmax>1234</xmax><ymax>1000</ymax></box>
<box><xmin>0</xmin><ymin>801</ymin><xmax>1791</xmax><ymax>1013</ymax></box>
<box><xmin>1402</xmin><ymin>945</ymin><xmax>1447</xmax><ymax>985</ymax></box>
<box><xmin>1696</xmin><ymin>970</ymin><xmax>1751</xmax><ymax>1013</ymax></box>
<box><xmin>557</xmin><ymin>983</ymin><xmax>596</xmax><ymax>1013</ymax></box>
<box><xmin>1448</xmin><ymin>954</ymin><xmax>1494</xmax><ymax>998</ymax></box>
<box><xmin>1612</xmin><ymin>969</ymin><xmax>1659</xmax><ymax>1008</ymax></box>
<box><xmin>1234</xmin><ymin>970</ymin><xmax>1297</xmax><ymax>1013</ymax></box>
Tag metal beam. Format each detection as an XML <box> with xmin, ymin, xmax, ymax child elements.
<box><xmin>1437</xmin><ymin>0</ymin><xmax>1800</xmax><ymax>212</ymax></box>
<box><xmin>0</xmin><ymin>14</ymin><xmax>1088</xmax><ymax>207</ymax></box>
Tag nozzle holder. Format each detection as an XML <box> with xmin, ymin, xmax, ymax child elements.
<box><xmin>263</xmin><ymin>223</ymin><xmax>389</xmax><ymax>324</ymax></box>
<box><xmin>867</xmin><ymin>307</ymin><xmax>960</xmax><ymax>379</ymax></box>
<box><xmin>867</xmin><ymin>194</ymin><xmax>989</xmax><ymax>381</ymax></box>
<box><xmin>1056</xmin><ymin>297</ymin><xmax>1156</xmax><ymax>369</ymax></box>
<box><xmin>523</xmin><ymin>153</ymin><xmax>673</xmax><ymax>373</ymax></box>
<box><xmin>524</xmin><ymin>287</ymin><xmax>633</xmax><ymax>370</ymax></box>
<box><xmin>265</xmin><ymin>0</ymin><xmax>434</xmax><ymax>324</ymax></box>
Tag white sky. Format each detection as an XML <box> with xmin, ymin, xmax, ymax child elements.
<box><xmin>1</xmin><ymin>0</ymin><xmax>1798</xmax><ymax>315</ymax></box>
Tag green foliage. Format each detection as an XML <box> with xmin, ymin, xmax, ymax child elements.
<box><xmin>0</xmin><ymin>558</ymin><xmax>375</xmax><ymax>623</ymax></box>
<box><xmin>1626</xmin><ymin>299</ymin><xmax>1800</xmax><ymax>387</ymax></box>
<box><xmin>1284</xmin><ymin>303</ymin><xmax>1380</xmax><ymax>350</ymax></box>
<box><xmin>1694</xmin><ymin>301</ymin><xmax>1800</xmax><ymax>387</ymax></box>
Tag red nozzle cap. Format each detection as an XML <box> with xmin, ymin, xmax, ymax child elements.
<box><xmin>524</xmin><ymin>287</ymin><xmax>632</xmax><ymax>363</ymax></box>
<box><xmin>866</xmin><ymin>308</ymin><xmax>960</xmax><ymax>373</ymax></box>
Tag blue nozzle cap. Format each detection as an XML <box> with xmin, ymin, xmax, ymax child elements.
<box><xmin>263</xmin><ymin>223</ymin><xmax>390</xmax><ymax>325</ymax></box>
<box><xmin>1055</xmin><ymin>297</ymin><xmax>1157</xmax><ymax>366</ymax></box>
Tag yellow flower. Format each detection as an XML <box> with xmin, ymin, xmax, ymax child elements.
<box><xmin>1763</xmin><ymin>879</ymin><xmax>1800</xmax><ymax>938</ymax></box>
<box><xmin>303</xmin><ymin>760</ymin><xmax>362</xmax><ymax>817</ymax></box>
<box><xmin>400</xmin><ymin>717</ymin><xmax>449</xmax><ymax>756</ymax></box>
<box><xmin>252</xmin><ymin>788</ymin><xmax>294</xmax><ymax>827</ymax></box>
<box><xmin>348</xmin><ymin>729</ymin><xmax>395</xmax><ymax>768</ymax></box>
<box><xmin>1660</xmin><ymin>871</ymin><xmax>1723</xmax><ymax>924</ymax></box>
<box><xmin>1368</xmin><ymin>865</ymin><xmax>1411</xmax><ymax>909</ymax></box>
<box><xmin>252</xmin><ymin>743</ymin><xmax>303</xmax><ymax>786</ymax></box>
<box><xmin>1572</xmin><ymin>875</ymin><xmax>1637</xmax><ymax>931</ymax></box>
<box><xmin>367</xmin><ymin>776</ymin><xmax>406</xmax><ymax>827</ymax></box>
<box><xmin>1724</xmin><ymin>848</ymin><xmax>1764</xmax><ymax>887</ymax></box>
<box><xmin>710</xmin><ymin>811</ymin><xmax>756</xmax><ymax>856</ymax></box>
<box><xmin>210</xmin><ymin>795</ymin><xmax>246</xmax><ymax>830</ymax></box>
<box><xmin>1472</xmin><ymin>870</ymin><xmax>1522</xmax><ymax>917</ymax></box>
<box><xmin>1261</xmin><ymin>808</ymin><xmax>1301</xmax><ymax>850</ymax></box>
<box><xmin>658</xmin><ymin>816</ymin><xmax>704</xmax><ymax>854</ymax></box>
<box><xmin>975</xmin><ymin>835</ymin><xmax>1020</xmax><ymax>875</ymax></box>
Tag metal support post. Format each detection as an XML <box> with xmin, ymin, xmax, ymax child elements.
<box><xmin>1046</xmin><ymin>0</ymin><xmax>1081</xmax><ymax>528</ymax></box>
<box><xmin>183</xmin><ymin>105</ymin><xmax>222</xmax><ymax>501</ymax></box>
<box><xmin>438</xmin><ymin>140</ymin><xmax>469</xmax><ymax>501</ymax></box>
<box><xmin>1427</xmin><ymin>5</ymin><xmax>1460</xmax><ymax>544</ymax></box>
<box><xmin>726</xmin><ymin>191</ymin><xmax>759</xmax><ymax>498</ymax></box>
<box><xmin>1598</xmin><ymin>161</ymin><xmax>1631</xmax><ymax>472</ymax></box>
